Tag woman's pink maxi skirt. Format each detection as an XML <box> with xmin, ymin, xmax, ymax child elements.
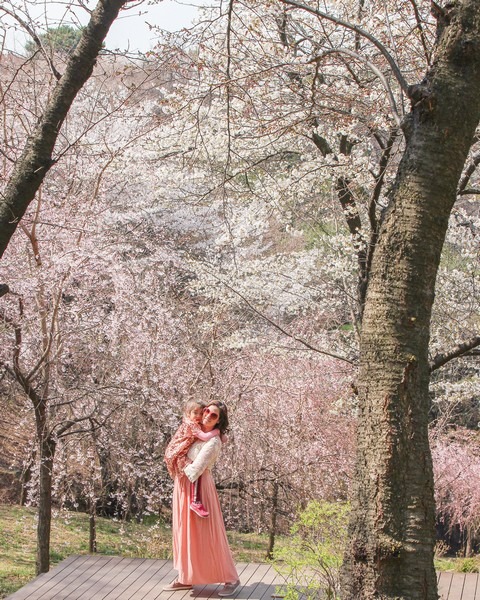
<box><xmin>173</xmin><ymin>470</ymin><xmax>239</xmax><ymax>585</ymax></box>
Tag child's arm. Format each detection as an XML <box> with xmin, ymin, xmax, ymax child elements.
<box><xmin>195</xmin><ymin>428</ymin><xmax>220</xmax><ymax>441</ymax></box>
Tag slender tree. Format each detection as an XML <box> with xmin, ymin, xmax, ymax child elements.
<box><xmin>0</xmin><ymin>0</ymin><xmax>130</xmax><ymax>259</ymax></box>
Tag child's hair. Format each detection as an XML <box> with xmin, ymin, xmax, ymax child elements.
<box><xmin>183</xmin><ymin>399</ymin><xmax>206</xmax><ymax>416</ymax></box>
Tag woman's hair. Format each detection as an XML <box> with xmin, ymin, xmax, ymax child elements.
<box><xmin>206</xmin><ymin>400</ymin><xmax>229</xmax><ymax>434</ymax></box>
<box><xmin>183</xmin><ymin>399</ymin><xmax>205</xmax><ymax>416</ymax></box>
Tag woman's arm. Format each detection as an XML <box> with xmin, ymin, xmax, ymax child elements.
<box><xmin>184</xmin><ymin>438</ymin><xmax>221</xmax><ymax>482</ymax></box>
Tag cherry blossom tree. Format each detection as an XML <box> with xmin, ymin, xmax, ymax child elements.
<box><xmin>0</xmin><ymin>0</ymin><xmax>132</xmax><ymax>259</ymax></box>
<box><xmin>431</xmin><ymin>429</ymin><xmax>480</xmax><ymax>557</ymax></box>
<box><xmin>214</xmin><ymin>351</ymin><xmax>355</xmax><ymax>557</ymax></box>
<box><xmin>148</xmin><ymin>1</ymin><xmax>480</xmax><ymax>597</ymax></box>
<box><xmin>0</xmin><ymin>38</ymin><xmax>180</xmax><ymax>571</ymax></box>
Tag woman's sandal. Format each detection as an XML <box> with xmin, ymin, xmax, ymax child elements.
<box><xmin>218</xmin><ymin>580</ymin><xmax>240</xmax><ymax>597</ymax></box>
<box><xmin>163</xmin><ymin>580</ymin><xmax>193</xmax><ymax>591</ymax></box>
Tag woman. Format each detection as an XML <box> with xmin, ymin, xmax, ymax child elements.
<box><xmin>164</xmin><ymin>400</ymin><xmax>240</xmax><ymax>597</ymax></box>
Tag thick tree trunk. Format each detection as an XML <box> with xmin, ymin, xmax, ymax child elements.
<box><xmin>341</xmin><ymin>2</ymin><xmax>480</xmax><ymax>598</ymax></box>
<box><xmin>0</xmin><ymin>0</ymin><xmax>128</xmax><ymax>259</ymax></box>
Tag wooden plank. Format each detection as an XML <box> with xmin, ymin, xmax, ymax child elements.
<box><xmin>233</xmin><ymin>563</ymin><xmax>267</xmax><ymax>600</ymax></box>
<box><xmin>40</xmin><ymin>556</ymin><xmax>125</xmax><ymax>600</ymax></box>
<box><xmin>76</xmin><ymin>557</ymin><xmax>140</xmax><ymax>599</ymax></box>
<box><xmin>6</xmin><ymin>555</ymin><xmax>97</xmax><ymax>600</ymax></box>
<box><xmin>264</xmin><ymin>564</ymin><xmax>294</xmax><ymax>600</ymax></box>
<box><xmin>102</xmin><ymin>559</ymin><xmax>156</xmax><ymax>600</ymax></box>
<box><xmin>179</xmin><ymin>562</ymin><xmax>251</xmax><ymax>600</ymax></box>
<box><xmin>191</xmin><ymin>562</ymin><xmax>263</xmax><ymax>600</ymax></box>
<box><xmin>241</xmin><ymin>563</ymin><xmax>277</xmax><ymax>600</ymax></box>
<box><xmin>188</xmin><ymin>563</ymin><xmax>252</xmax><ymax>600</ymax></box>
<box><xmin>9</xmin><ymin>557</ymin><xmax>480</xmax><ymax>600</ymax></box>
<box><xmin>118</xmin><ymin>559</ymin><xmax>169</xmax><ymax>600</ymax></box>
<box><xmin>462</xmin><ymin>573</ymin><xmax>478</xmax><ymax>600</ymax></box>
<box><xmin>438</xmin><ymin>572</ymin><xmax>454</xmax><ymax>600</ymax></box>
<box><xmin>65</xmin><ymin>556</ymin><xmax>150</xmax><ymax>600</ymax></box>
<box><xmin>445</xmin><ymin>573</ymin><xmax>465</xmax><ymax>600</ymax></box>
<box><xmin>58</xmin><ymin>556</ymin><xmax>126</xmax><ymax>600</ymax></box>
<box><xmin>4</xmin><ymin>555</ymin><xmax>79</xmax><ymax>600</ymax></box>
<box><xmin>238</xmin><ymin>563</ymin><xmax>272</xmax><ymax>600</ymax></box>
<box><xmin>474</xmin><ymin>573</ymin><xmax>480</xmax><ymax>600</ymax></box>
<box><xmin>136</xmin><ymin>562</ymin><xmax>182</xmax><ymax>600</ymax></box>
<box><xmin>50</xmin><ymin>555</ymin><xmax>120</xmax><ymax>599</ymax></box>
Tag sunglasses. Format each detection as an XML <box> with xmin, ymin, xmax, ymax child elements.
<box><xmin>204</xmin><ymin>408</ymin><xmax>220</xmax><ymax>420</ymax></box>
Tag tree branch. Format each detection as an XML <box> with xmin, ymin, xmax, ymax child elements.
<box><xmin>280</xmin><ymin>0</ymin><xmax>410</xmax><ymax>95</ymax></box>
<box><xmin>457</xmin><ymin>149</ymin><xmax>480</xmax><ymax>194</ymax></box>
<box><xmin>310</xmin><ymin>48</ymin><xmax>403</xmax><ymax>125</ymax></box>
<box><xmin>430</xmin><ymin>336</ymin><xmax>480</xmax><ymax>372</ymax></box>
<box><xmin>407</xmin><ymin>0</ymin><xmax>432</xmax><ymax>66</ymax></box>
<box><xmin>218</xmin><ymin>279</ymin><xmax>354</xmax><ymax>364</ymax></box>
<box><xmin>0</xmin><ymin>0</ymin><xmax>129</xmax><ymax>259</ymax></box>
<box><xmin>0</xmin><ymin>6</ymin><xmax>62</xmax><ymax>80</ymax></box>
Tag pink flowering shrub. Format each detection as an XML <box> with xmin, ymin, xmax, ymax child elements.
<box><xmin>431</xmin><ymin>428</ymin><xmax>480</xmax><ymax>556</ymax></box>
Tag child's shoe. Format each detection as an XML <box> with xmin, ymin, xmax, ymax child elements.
<box><xmin>190</xmin><ymin>501</ymin><xmax>209</xmax><ymax>518</ymax></box>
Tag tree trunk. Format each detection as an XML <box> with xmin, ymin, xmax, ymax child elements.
<box><xmin>20</xmin><ymin>450</ymin><xmax>35</xmax><ymax>506</ymax></box>
<box><xmin>341</xmin><ymin>2</ymin><xmax>480</xmax><ymax>598</ymax></box>
<box><xmin>89</xmin><ymin>499</ymin><xmax>97</xmax><ymax>554</ymax></box>
<box><xmin>266</xmin><ymin>481</ymin><xmax>279</xmax><ymax>560</ymax></box>
<box><xmin>0</xmin><ymin>0</ymin><xmax>128</xmax><ymax>259</ymax></box>
<box><xmin>36</xmin><ymin>434</ymin><xmax>56</xmax><ymax>575</ymax></box>
<box><xmin>464</xmin><ymin>527</ymin><xmax>473</xmax><ymax>559</ymax></box>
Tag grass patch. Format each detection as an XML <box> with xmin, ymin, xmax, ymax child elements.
<box><xmin>227</xmin><ymin>531</ymin><xmax>273</xmax><ymax>563</ymax></box>
<box><xmin>0</xmin><ymin>504</ymin><xmax>271</xmax><ymax>598</ymax></box>
<box><xmin>435</xmin><ymin>555</ymin><xmax>480</xmax><ymax>573</ymax></box>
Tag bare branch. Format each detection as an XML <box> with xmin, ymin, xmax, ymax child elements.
<box><xmin>407</xmin><ymin>0</ymin><xmax>432</xmax><ymax>66</ymax></box>
<box><xmin>218</xmin><ymin>279</ymin><xmax>355</xmax><ymax>364</ymax></box>
<box><xmin>310</xmin><ymin>48</ymin><xmax>403</xmax><ymax>125</ymax></box>
<box><xmin>363</xmin><ymin>127</ymin><xmax>400</xmax><ymax>307</ymax></box>
<box><xmin>457</xmin><ymin>149</ymin><xmax>480</xmax><ymax>194</ymax></box>
<box><xmin>0</xmin><ymin>5</ymin><xmax>62</xmax><ymax>80</ymax></box>
<box><xmin>458</xmin><ymin>188</ymin><xmax>480</xmax><ymax>195</ymax></box>
<box><xmin>280</xmin><ymin>0</ymin><xmax>410</xmax><ymax>95</ymax></box>
<box><xmin>0</xmin><ymin>0</ymin><xmax>130</xmax><ymax>258</ymax></box>
<box><xmin>27</xmin><ymin>283</ymin><xmax>64</xmax><ymax>382</ymax></box>
<box><xmin>430</xmin><ymin>336</ymin><xmax>480</xmax><ymax>372</ymax></box>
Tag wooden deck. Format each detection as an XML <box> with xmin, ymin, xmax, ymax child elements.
<box><xmin>438</xmin><ymin>571</ymin><xmax>480</xmax><ymax>600</ymax></box>
<box><xmin>5</xmin><ymin>555</ymin><xmax>479</xmax><ymax>600</ymax></box>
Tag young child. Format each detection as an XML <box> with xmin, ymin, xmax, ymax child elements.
<box><xmin>164</xmin><ymin>399</ymin><xmax>220</xmax><ymax>518</ymax></box>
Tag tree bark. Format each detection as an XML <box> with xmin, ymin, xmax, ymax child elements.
<box><xmin>89</xmin><ymin>499</ymin><xmax>97</xmax><ymax>554</ymax></box>
<box><xmin>266</xmin><ymin>480</ymin><xmax>279</xmax><ymax>560</ymax></box>
<box><xmin>36</xmin><ymin>433</ymin><xmax>56</xmax><ymax>575</ymax></box>
<box><xmin>0</xmin><ymin>0</ymin><xmax>128</xmax><ymax>259</ymax></box>
<box><xmin>341</xmin><ymin>2</ymin><xmax>480</xmax><ymax>598</ymax></box>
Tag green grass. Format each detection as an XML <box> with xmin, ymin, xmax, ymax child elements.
<box><xmin>0</xmin><ymin>504</ymin><xmax>271</xmax><ymax>598</ymax></box>
<box><xmin>435</xmin><ymin>555</ymin><xmax>480</xmax><ymax>573</ymax></box>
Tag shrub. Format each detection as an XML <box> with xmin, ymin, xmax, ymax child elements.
<box><xmin>273</xmin><ymin>500</ymin><xmax>350</xmax><ymax>600</ymax></box>
<box><xmin>459</xmin><ymin>558</ymin><xmax>479</xmax><ymax>573</ymax></box>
